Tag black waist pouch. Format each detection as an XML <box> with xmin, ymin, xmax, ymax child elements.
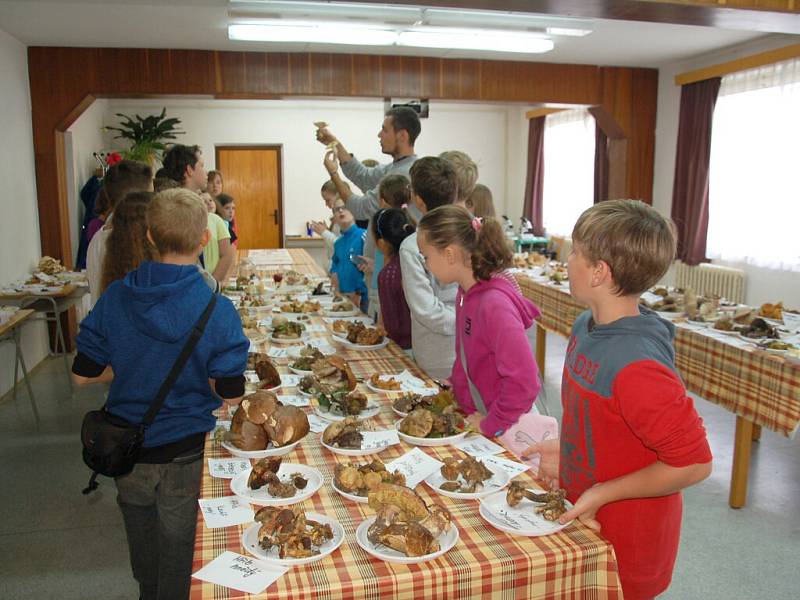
<box><xmin>81</xmin><ymin>408</ymin><xmax>144</xmax><ymax>479</ymax></box>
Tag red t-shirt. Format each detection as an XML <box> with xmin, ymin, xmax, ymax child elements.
<box><xmin>560</xmin><ymin>310</ymin><xmax>712</xmax><ymax>600</ymax></box>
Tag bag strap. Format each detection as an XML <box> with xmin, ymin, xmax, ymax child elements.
<box><xmin>140</xmin><ymin>293</ymin><xmax>217</xmax><ymax>428</ymax></box>
<box><xmin>458</xmin><ymin>330</ymin><xmax>487</xmax><ymax>416</ymax></box>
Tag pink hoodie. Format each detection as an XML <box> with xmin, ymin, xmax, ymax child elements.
<box><xmin>450</xmin><ymin>272</ymin><xmax>542</xmax><ymax>437</ymax></box>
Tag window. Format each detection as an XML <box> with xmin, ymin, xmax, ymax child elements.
<box><xmin>542</xmin><ymin>108</ymin><xmax>595</xmax><ymax>237</ymax></box>
<box><xmin>708</xmin><ymin>58</ymin><xmax>800</xmax><ymax>271</ymax></box>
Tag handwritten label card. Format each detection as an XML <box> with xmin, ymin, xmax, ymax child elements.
<box><xmin>248</xmin><ymin>341</ymin><xmax>258</xmax><ymax>353</ymax></box>
<box><xmin>281</xmin><ymin>374</ymin><xmax>302</xmax><ymax>387</ymax></box>
<box><xmin>361</xmin><ymin>430</ymin><xmax>400</xmax><ymax>451</ymax></box>
<box><xmin>192</xmin><ymin>551</ymin><xmax>288</xmax><ymax>595</ymax></box>
<box><xmin>385</xmin><ymin>447</ymin><xmax>444</xmax><ymax>489</ymax></box>
<box><xmin>244</xmin><ymin>371</ymin><xmax>260</xmax><ymax>384</ymax></box>
<box><xmin>479</xmin><ymin>455</ymin><xmax>531</xmax><ymax>479</ymax></box>
<box><xmin>307</xmin><ymin>413</ymin><xmax>328</xmax><ymax>433</ymax></box>
<box><xmin>277</xmin><ymin>394</ymin><xmax>310</xmax><ymax>407</ymax></box>
<box><xmin>215</xmin><ymin>420</ymin><xmax>231</xmax><ymax>431</ymax></box>
<box><xmin>453</xmin><ymin>435</ymin><xmax>505</xmax><ymax>457</ymax></box>
<box><xmin>267</xmin><ymin>347</ymin><xmax>288</xmax><ymax>359</ymax></box>
<box><xmin>208</xmin><ymin>458</ymin><xmax>251</xmax><ymax>479</ymax></box>
<box><xmin>198</xmin><ymin>496</ymin><xmax>255</xmax><ymax>529</ymax></box>
<box><xmin>305</xmin><ymin>324</ymin><xmax>327</xmax><ymax>333</ymax></box>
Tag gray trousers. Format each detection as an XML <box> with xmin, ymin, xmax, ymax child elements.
<box><xmin>115</xmin><ymin>453</ymin><xmax>203</xmax><ymax>600</ymax></box>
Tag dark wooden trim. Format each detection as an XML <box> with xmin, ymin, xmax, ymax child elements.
<box><xmin>27</xmin><ymin>46</ymin><xmax>657</xmax><ymax>268</ymax></box>
<box><xmin>215</xmin><ymin>144</ymin><xmax>285</xmax><ymax>249</ymax></box>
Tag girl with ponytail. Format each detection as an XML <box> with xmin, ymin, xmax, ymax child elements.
<box><xmin>416</xmin><ymin>205</ymin><xmax>542</xmax><ymax>438</ymax></box>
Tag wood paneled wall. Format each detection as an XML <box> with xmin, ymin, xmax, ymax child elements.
<box><xmin>27</xmin><ymin>47</ymin><xmax>658</xmax><ymax>266</ymax></box>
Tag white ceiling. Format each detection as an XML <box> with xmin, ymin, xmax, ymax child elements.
<box><xmin>0</xmin><ymin>0</ymin><xmax>789</xmax><ymax>68</ymax></box>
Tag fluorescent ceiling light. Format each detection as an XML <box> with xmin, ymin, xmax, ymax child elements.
<box><xmin>398</xmin><ymin>28</ymin><xmax>554</xmax><ymax>54</ymax></box>
<box><xmin>229</xmin><ymin>22</ymin><xmax>398</xmax><ymax>45</ymax></box>
<box><xmin>546</xmin><ymin>27</ymin><xmax>592</xmax><ymax>37</ymax></box>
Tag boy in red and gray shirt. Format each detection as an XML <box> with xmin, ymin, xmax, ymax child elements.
<box><xmin>525</xmin><ymin>200</ymin><xmax>712</xmax><ymax>600</ymax></box>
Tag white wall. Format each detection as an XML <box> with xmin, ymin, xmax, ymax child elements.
<box><xmin>65</xmin><ymin>98</ymin><xmax>109</xmax><ymax>266</ymax></box>
<box><xmin>101</xmin><ymin>97</ymin><xmax>523</xmax><ymax>234</ymax></box>
<box><xmin>0</xmin><ymin>28</ymin><xmax>49</xmax><ymax>399</ymax></box>
<box><xmin>653</xmin><ymin>33</ymin><xmax>800</xmax><ymax>307</ymax></box>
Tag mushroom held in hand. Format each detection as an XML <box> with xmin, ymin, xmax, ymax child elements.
<box><xmin>506</xmin><ymin>482</ymin><xmax>568</xmax><ymax>521</ymax></box>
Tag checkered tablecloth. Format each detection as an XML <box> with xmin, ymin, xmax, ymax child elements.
<box><xmin>515</xmin><ymin>272</ymin><xmax>800</xmax><ymax>438</ymax></box>
<box><xmin>190</xmin><ymin>253</ymin><xmax>623</xmax><ymax>600</ymax></box>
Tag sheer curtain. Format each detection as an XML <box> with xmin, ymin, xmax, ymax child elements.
<box><xmin>708</xmin><ymin>57</ymin><xmax>800</xmax><ymax>271</ymax></box>
<box><xmin>542</xmin><ymin>108</ymin><xmax>595</xmax><ymax>236</ymax></box>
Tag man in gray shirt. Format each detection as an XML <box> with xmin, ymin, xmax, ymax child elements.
<box><xmin>317</xmin><ymin>107</ymin><xmax>422</xmax><ymax>319</ymax></box>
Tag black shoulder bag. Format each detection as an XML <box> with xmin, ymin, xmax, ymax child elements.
<box><xmin>80</xmin><ymin>294</ymin><xmax>217</xmax><ymax>494</ymax></box>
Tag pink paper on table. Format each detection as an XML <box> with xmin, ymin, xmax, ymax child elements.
<box><xmin>499</xmin><ymin>413</ymin><xmax>558</xmax><ymax>473</ymax></box>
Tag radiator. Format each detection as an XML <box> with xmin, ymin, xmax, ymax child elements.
<box><xmin>673</xmin><ymin>261</ymin><xmax>746</xmax><ymax>304</ymax></box>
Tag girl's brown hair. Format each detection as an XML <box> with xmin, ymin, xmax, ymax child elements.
<box><xmin>100</xmin><ymin>192</ymin><xmax>157</xmax><ymax>293</ymax></box>
<box><xmin>207</xmin><ymin>170</ymin><xmax>223</xmax><ymax>185</ymax></box>
<box><xmin>378</xmin><ymin>174</ymin><xmax>416</xmax><ymax>226</ymax></box>
<box><xmin>418</xmin><ymin>205</ymin><xmax>512</xmax><ymax>281</ymax></box>
<box><xmin>466</xmin><ymin>183</ymin><xmax>496</xmax><ymax>219</ymax></box>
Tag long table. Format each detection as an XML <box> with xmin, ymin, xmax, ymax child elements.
<box><xmin>516</xmin><ymin>273</ymin><xmax>800</xmax><ymax>509</ymax></box>
<box><xmin>190</xmin><ymin>249</ymin><xmax>623</xmax><ymax>600</ymax></box>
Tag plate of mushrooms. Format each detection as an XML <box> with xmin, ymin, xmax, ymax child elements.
<box><xmin>479</xmin><ymin>483</ymin><xmax>573</xmax><ymax>537</ymax></box>
<box><xmin>230</xmin><ymin>458</ymin><xmax>323</xmax><ymax>506</ymax></box>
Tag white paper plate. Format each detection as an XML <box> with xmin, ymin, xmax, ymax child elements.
<box><xmin>365</xmin><ymin>379</ymin><xmax>404</xmax><ymax>395</ymax></box>
<box><xmin>221</xmin><ymin>438</ymin><xmax>302</xmax><ymax>459</ymax></box>
<box><xmin>323</xmin><ymin>308</ymin><xmax>360</xmax><ymax>317</ymax></box>
<box><xmin>424</xmin><ymin>463</ymin><xmax>510</xmax><ymax>500</ymax></box>
<box><xmin>275</xmin><ymin>310</ymin><xmax>320</xmax><ymax>318</ymax></box>
<box><xmin>313</xmin><ymin>402</ymin><xmax>381</xmax><ymax>423</ymax></box>
<box><xmin>392</xmin><ymin>407</ymin><xmax>408</xmax><ymax>418</ymax></box>
<box><xmin>366</xmin><ymin>378</ymin><xmax>438</xmax><ymax>397</ymax></box>
<box><xmin>355</xmin><ymin>516</ymin><xmax>459</xmax><ymax>564</ymax></box>
<box><xmin>331</xmin><ymin>479</ymin><xmax>369</xmax><ymax>504</ymax></box>
<box><xmin>319</xmin><ymin>433</ymin><xmax>390</xmax><ymax>457</ymax></box>
<box><xmin>655</xmin><ymin>311</ymin><xmax>682</xmax><ymax>319</ymax></box>
<box><xmin>288</xmin><ymin>365</ymin><xmax>313</xmax><ymax>376</ymax></box>
<box><xmin>270</xmin><ymin>333</ymin><xmax>309</xmax><ymax>345</ymax></box>
<box><xmin>394</xmin><ymin>421</ymin><xmax>468</xmax><ymax>447</ymax></box>
<box><xmin>230</xmin><ymin>464</ymin><xmax>323</xmax><ymax>506</ymax></box>
<box><xmin>479</xmin><ymin>490</ymin><xmax>573</xmax><ymax>537</ymax></box>
<box><xmin>332</xmin><ymin>336</ymin><xmax>390</xmax><ymax>352</ymax></box>
<box><xmin>241</xmin><ymin>513</ymin><xmax>345</xmax><ymax>566</ymax></box>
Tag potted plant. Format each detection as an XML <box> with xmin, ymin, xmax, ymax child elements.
<box><xmin>105</xmin><ymin>108</ymin><xmax>184</xmax><ymax>165</ymax></box>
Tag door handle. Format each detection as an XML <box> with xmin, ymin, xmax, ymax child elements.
<box><xmin>273</xmin><ymin>209</ymin><xmax>278</xmax><ymax>225</ymax></box>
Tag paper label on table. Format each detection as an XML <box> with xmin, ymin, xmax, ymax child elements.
<box><xmin>198</xmin><ymin>496</ymin><xmax>255</xmax><ymax>529</ymax></box>
<box><xmin>244</xmin><ymin>371</ymin><xmax>260</xmax><ymax>384</ymax></box>
<box><xmin>385</xmin><ymin>447</ymin><xmax>444</xmax><ymax>489</ymax></box>
<box><xmin>215</xmin><ymin>420</ymin><xmax>231</xmax><ymax>431</ymax></box>
<box><xmin>640</xmin><ymin>291</ymin><xmax>664</xmax><ymax>306</ymax></box>
<box><xmin>192</xmin><ymin>551</ymin><xmax>288</xmax><ymax>595</ymax></box>
<box><xmin>307</xmin><ymin>339</ymin><xmax>335</xmax><ymax>353</ymax></box>
<box><xmin>479</xmin><ymin>455</ymin><xmax>531</xmax><ymax>479</ymax></box>
<box><xmin>267</xmin><ymin>347</ymin><xmax>288</xmax><ymax>359</ymax></box>
<box><xmin>305</xmin><ymin>324</ymin><xmax>326</xmax><ymax>333</ymax></box>
<box><xmin>277</xmin><ymin>394</ymin><xmax>310</xmax><ymax>407</ymax></box>
<box><xmin>281</xmin><ymin>374</ymin><xmax>302</xmax><ymax>387</ymax></box>
<box><xmin>307</xmin><ymin>413</ymin><xmax>328</xmax><ymax>433</ymax></box>
<box><xmin>453</xmin><ymin>436</ymin><xmax>505</xmax><ymax>457</ymax></box>
<box><xmin>208</xmin><ymin>458</ymin><xmax>251</xmax><ymax>479</ymax></box>
<box><xmin>361</xmin><ymin>430</ymin><xmax>400</xmax><ymax>451</ymax></box>
<box><xmin>258</xmin><ymin>318</ymin><xmax>273</xmax><ymax>328</ymax></box>
<box><xmin>248</xmin><ymin>341</ymin><xmax>258</xmax><ymax>353</ymax></box>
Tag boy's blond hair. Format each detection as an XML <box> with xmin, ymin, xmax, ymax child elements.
<box><xmin>439</xmin><ymin>150</ymin><xmax>478</xmax><ymax>202</ymax></box>
<box><xmin>572</xmin><ymin>200</ymin><xmax>676</xmax><ymax>296</ymax></box>
<box><xmin>147</xmin><ymin>188</ymin><xmax>208</xmax><ymax>255</ymax></box>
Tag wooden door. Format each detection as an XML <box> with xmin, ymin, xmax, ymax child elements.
<box><xmin>215</xmin><ymin>146</ymin><xmax>283</xmax><ymax>249</ymax></box>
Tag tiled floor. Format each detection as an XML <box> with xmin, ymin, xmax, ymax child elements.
<box><xmin>0</xmin><ymin>332</ymin><xmax>797</xmax><ymax>599</ymax></box>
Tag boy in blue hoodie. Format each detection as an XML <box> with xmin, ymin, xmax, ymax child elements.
<box><xmin>329</xmin><ymin>197</ymin><xmax>368</xmax><ymax>312</ymax></box>
<box><xmin>72</xmin><ymin>188</ymin><xmax>248</xmax><ymax>600</ymax></box>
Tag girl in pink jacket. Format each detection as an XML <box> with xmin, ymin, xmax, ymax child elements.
<box><xmin>417</xmin><ymin>205</ymin><xmax>542</xmax><ymax>437</ymax></box>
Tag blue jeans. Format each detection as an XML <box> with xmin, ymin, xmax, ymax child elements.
<box><xmin>115</xmin><ymin>452</ymin><xmax>203</xmax><ymax>600</ymax></box>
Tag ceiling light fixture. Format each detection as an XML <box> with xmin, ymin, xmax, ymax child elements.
<box><xmin>229</xmin><ymin>22</ymin><xmax>398</xmax><ymax>46</ymax></box>
<box><xmin>397</xmin><ymin>28</ymin><xmax>554</xmax><ymax>54</ymax></box>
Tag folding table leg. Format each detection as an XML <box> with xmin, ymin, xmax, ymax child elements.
<box><xmin>13</xmin><ymin>329</ymin><xmax>40</xmax><ymax>425</ymax></box>
<box><xmin>535</xmin><ymin>326</ymin><xmax>547</xmax><ymax>377</ymax></box>
<box><xmin>729</xmin><ymin>416</ymin><xmax>754</xmax><ymax>509</ymax></box>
